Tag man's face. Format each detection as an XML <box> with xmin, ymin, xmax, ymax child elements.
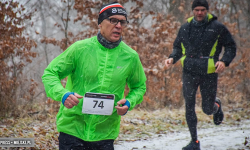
<box><xmin>99</xmin><ymin>15</ymin><xmax>126</xmax><ymax>43</ymax></box>
<box><xmin>193</xmin><ymin>6</ymin><xmax>207</xmax><ymax>22</ymax></box>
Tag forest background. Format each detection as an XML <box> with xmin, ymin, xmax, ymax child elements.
<box><xmin>0</xmin><ymin>0</ymin><xmax>250</xmax><ymax>149</ymax></box>
<box><xmin>1</xmin><ymin>0</ymin><xmax>249</xmax><ymax>115</ymax></box>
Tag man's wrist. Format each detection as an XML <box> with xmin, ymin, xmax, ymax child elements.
<box><xmin>62</xmin><ymin>92</ymin><xmax>74</xmax><ymax>105</ymax></box>
<box><xmin>122</xmin><ymin>100</ymin><xmax>130</xmax><ymax>115</ymax></box>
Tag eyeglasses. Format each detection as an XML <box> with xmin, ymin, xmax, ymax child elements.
<box><xmin>193</xmin><ymin>8</ymin><xmax>207</xmax><ymax>12</ymax></box>
<box><xmin>106</xmin><ymin>18</ymin><xmax>129</xmax><ymax>27</ymax></box>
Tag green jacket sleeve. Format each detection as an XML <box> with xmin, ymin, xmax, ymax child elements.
<box><xmin>125</xmin><ymin>53</ymin><xmax>147</xmax><ymax>110</ymax></box>
<box><xmin>42</xmin><ymin>43</ymin><xmax>78</xmax><ymax>101</ymax></box>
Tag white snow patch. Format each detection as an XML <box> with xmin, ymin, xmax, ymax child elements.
<box><xmin>115</xmin><ymin>120</ymin><xmax>250</xmax><ymax>150</ymax></box>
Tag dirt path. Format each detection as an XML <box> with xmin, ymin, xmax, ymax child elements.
<box><xmin>114</xmin><ymin>120</ymin><xmax>250</xmax><ymax>150</ymax></box>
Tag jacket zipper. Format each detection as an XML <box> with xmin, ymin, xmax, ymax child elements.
<box><xmin>87</xmin><ymin>49</ymin><xmax>109</xmax><ymax>140</ymax></box>
<box><xmin>100</xmin><ymin>49</ymin><xmax>109</xmax><ymax>91</ymax></box>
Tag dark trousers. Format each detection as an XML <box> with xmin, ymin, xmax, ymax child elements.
<box><xmin>58</xmin><ymin>132</ymin><xmax>114</xmax><ymax>150</ymax></box>
<box><xmin>183</xmin><ymin>72</ymin><xmax>218</xmax><ymax>141</ymax></box>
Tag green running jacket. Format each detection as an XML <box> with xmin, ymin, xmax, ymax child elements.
<box><xmin>42</xmin><ymin>36</ymin><xmax>147</xmax><ymax>141</ymax></box>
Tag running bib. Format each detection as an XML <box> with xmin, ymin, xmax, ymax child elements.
<box><xmin>82</xmin><ymin>92</ymin><xmax>115</xmax><ymax>115</ymax></box>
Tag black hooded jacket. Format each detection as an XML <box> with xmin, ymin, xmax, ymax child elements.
<box><xmin>169</xmin><ymin>14</ymin><xmax>236</xmax><ymax>75</ymax></box>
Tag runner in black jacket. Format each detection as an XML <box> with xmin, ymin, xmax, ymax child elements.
<box><xmin>165</xmin><ymin>0</ymin><xmax>236</xmax><ymax>150</ymax></box>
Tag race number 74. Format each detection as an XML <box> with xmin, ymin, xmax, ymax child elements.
<box><xmin>93</xmin><ymin>100</ymin><xmax>104</xmax><ymax>109</ymax></box>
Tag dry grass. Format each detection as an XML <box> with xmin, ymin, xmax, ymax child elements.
<box><xmin>0</xmin><ymin>101</ymin><xmax>250</xmax><ymax>149</ymax></box>
<box><xmin>117</xmin><ymin>102</ymin><xmax>250</xmax><ymax>142</ymax></box>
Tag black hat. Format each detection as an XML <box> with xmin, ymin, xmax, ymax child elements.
<box><xmin>98</xmin><ymin>2</ymin><xmax>127</xmax><ymax>25</ymax></box>
<box><xmin>192</xmin><ymin>0</ymin><xmax>209</xmax><ymax>10</ymax></box>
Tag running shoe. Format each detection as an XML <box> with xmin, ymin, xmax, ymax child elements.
<box><xmin>182</xmin><ymin>140</ymin><xmax>200</xmax><ymax>150</ymax></box>
<box><xmin>213</xmin><ymin>97</ymin><xmax>224</xmax><ymax>125</ymax></box>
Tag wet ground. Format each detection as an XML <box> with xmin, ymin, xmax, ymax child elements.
<box><xmin>114</xmin><ymin>120</ymin><xmax>250</xmax><ymax>150</ymax></box>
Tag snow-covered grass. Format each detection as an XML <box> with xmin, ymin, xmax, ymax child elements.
<box><xmin>0</xmin><ymin>102</ymin><xmax>249</xmax><ymax>149</ymax></box>
<box><xmin>116</xmin><ymin>105</ymin><xmax>250</xmax><ymax>150</ymax></box>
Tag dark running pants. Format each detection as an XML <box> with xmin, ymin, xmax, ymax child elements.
<box><xmin>58</xmin><ymin>132</ymin><xmax>114</xmax><ymax>150</ymax></box>
<box><xmin>183</xmin><ymin>72</ymin><xmax>218</xmax><ymax>142</ymax></box>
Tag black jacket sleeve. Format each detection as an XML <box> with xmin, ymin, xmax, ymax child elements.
<box><xmin>219</xmin><ymin>26</ymin><xmax>237</xmax><ymax>66</ymax></box>
<box><xmin>169</xmin><ymin>26</ymin><xmax>184</xmax><ymax>64</ymax></box>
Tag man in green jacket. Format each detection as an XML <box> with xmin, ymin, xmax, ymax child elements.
<box><xmin>165</xmin><ymin>0</ymin><xmax>236</xmax><ymax>150</ymax></box>
<box><xmin>42</xmin><ymin>2</ymin><xmax>146</xmax><ymax>150</ymax></box>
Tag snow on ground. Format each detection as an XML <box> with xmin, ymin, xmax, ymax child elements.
<box><xmin>114</xmin><ymin>120</ymin><xmax>250</xmax><ymax>150</ymax></box>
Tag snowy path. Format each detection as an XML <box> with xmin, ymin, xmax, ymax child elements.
<box><xmin>114</xmin><ymin>120</ymin><xmax>250</xmax><ymax>150</ymax></box>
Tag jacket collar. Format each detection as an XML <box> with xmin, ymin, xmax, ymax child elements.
<box><xmin>187</xmin><ymin>13</ymin><xmax>215</xmax><ymax>23</ymax></box>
